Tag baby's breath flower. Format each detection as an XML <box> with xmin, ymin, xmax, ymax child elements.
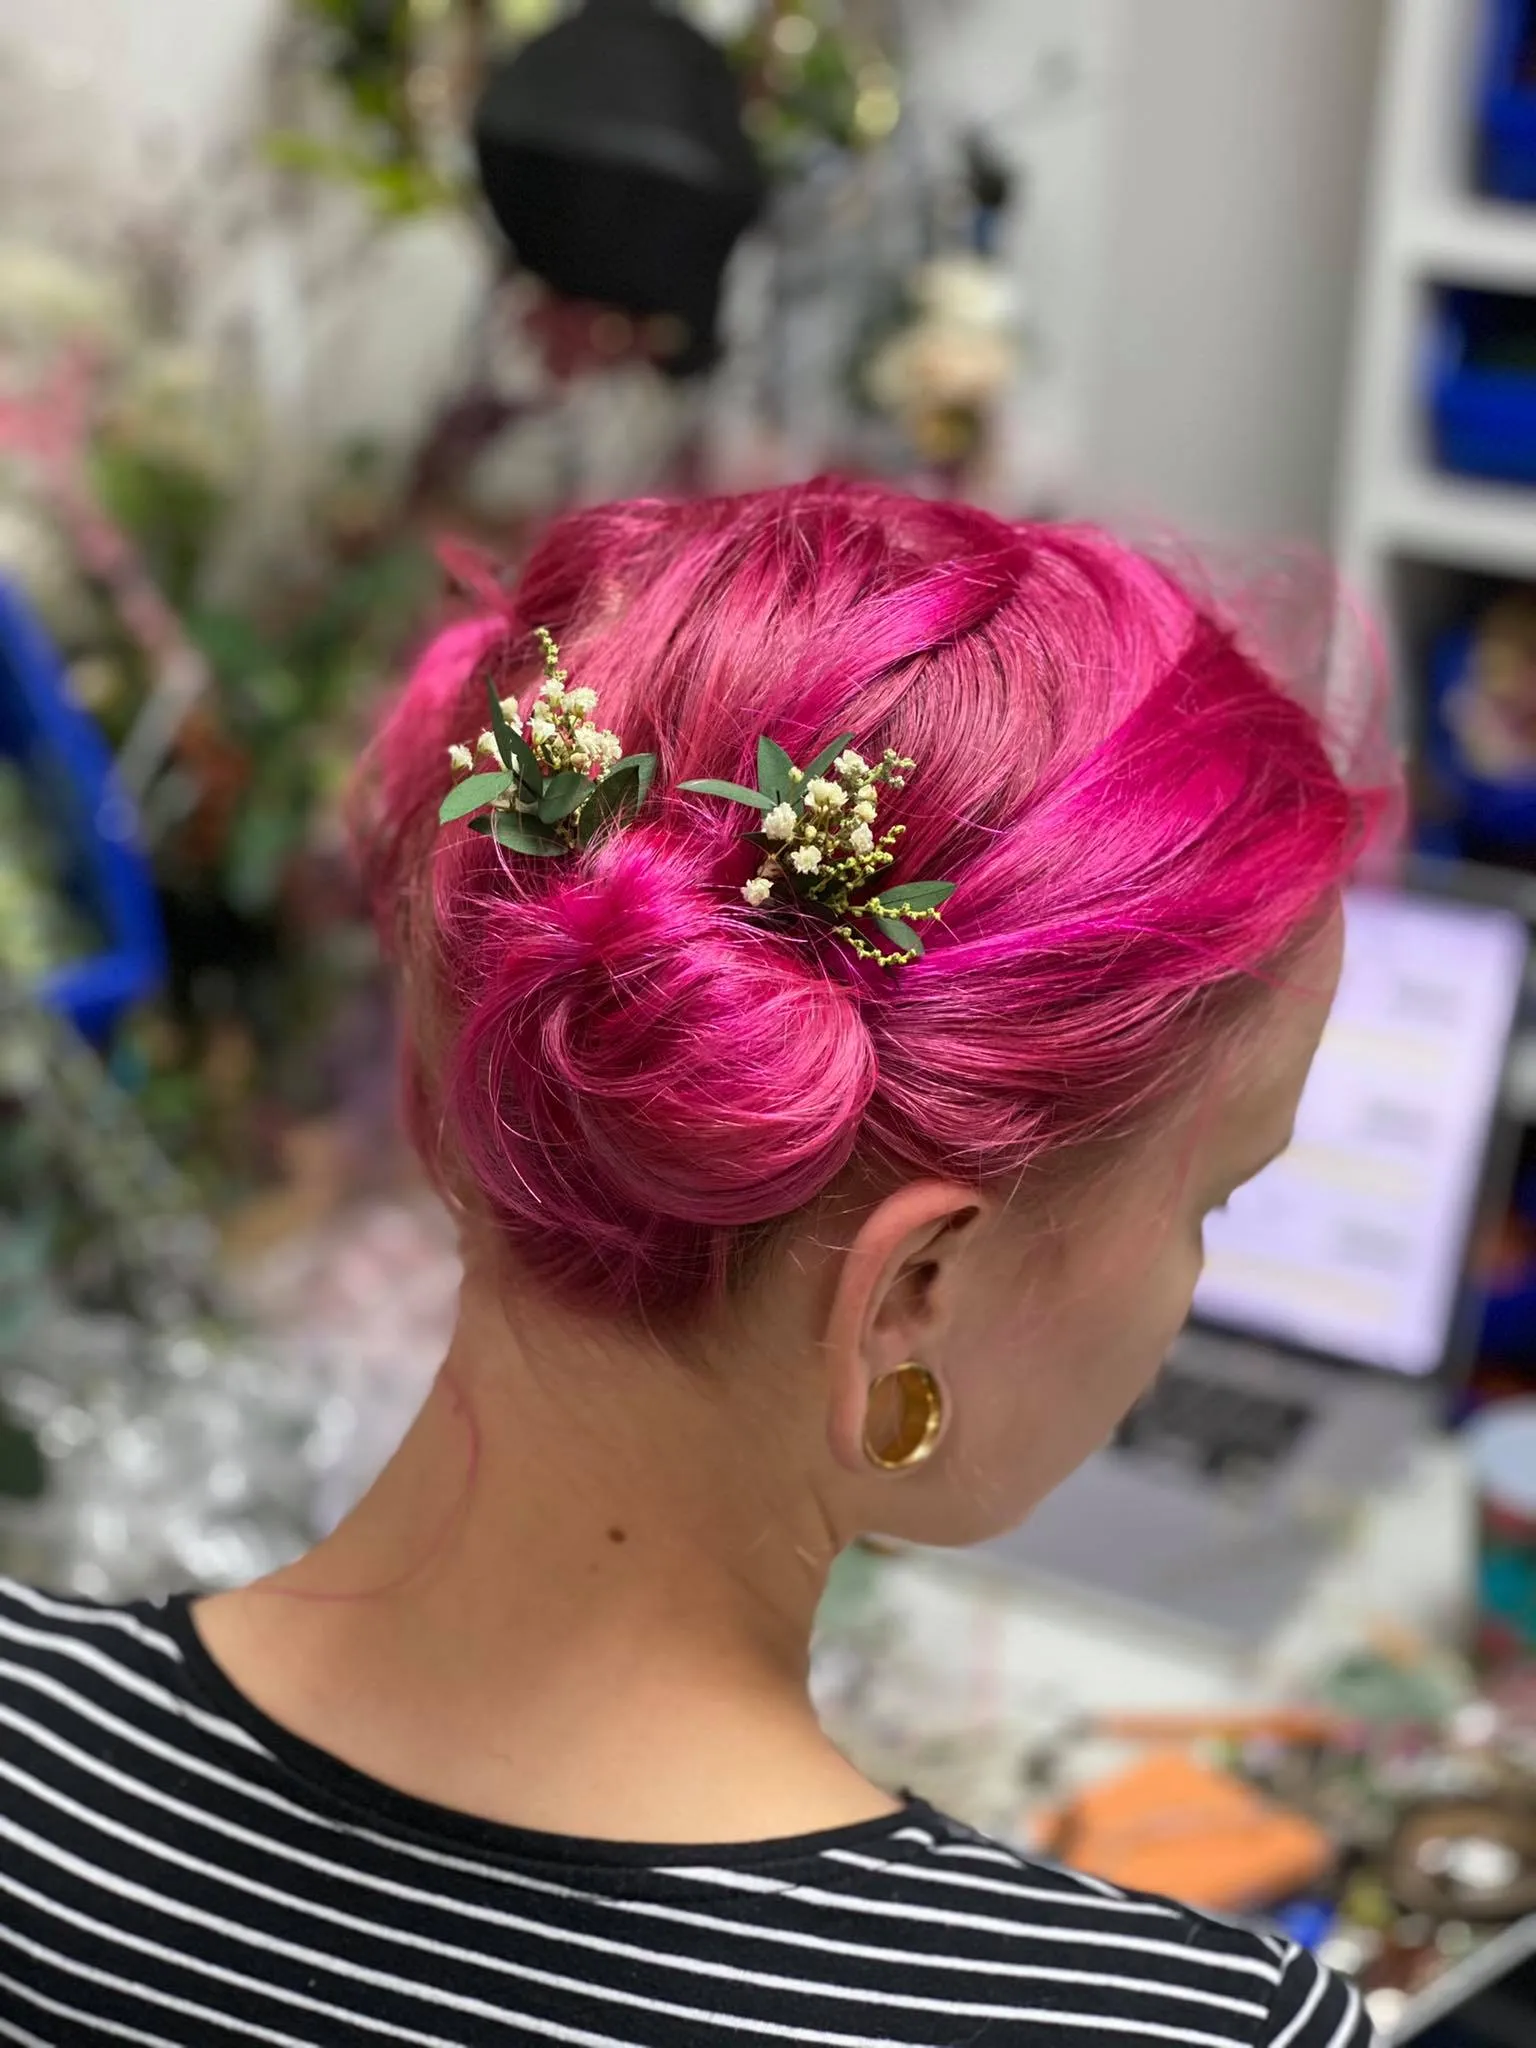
<box><xmin>568</xmin><ymin>687</ymin><xmax>599</xmax><ymax>714</ymax></box>
<box><xmin>539</xmin><ymin>675</ymin><xmax>564</xmax><ymax>701</ymax></box>
<box><xmin>591</xmin><ymin>730</ymin><xmax>624</xmax><ymax>768</ymax></box>
<box><xmin>849</xmin><ymin>822</ymin><xmax>875</xmax><ymax>857</ymax></box>
<box><xmin>529</xmin><ymin>716</ymin><xmax>557</xmax><ymax>744</ymax></box>
<box><xmin>834</xmin><ymin>750</ymin><xmax>867</xmax><ymax>777</ymax></box>
<box><xmin>742</xmin><ymin>876</ymin><xmax>773</xmax><ymax>907</ymax></box>
<box><xmin>476</xmin><ymin>730</ymin><xmax>500</xmax><ymax>758</ymax></box>
<box><xmin>447</xmin><ymin>743</ymin><xmax>474</xmax><ymax>774</ymax></box>
<box><xmin>788</xmin><ymin>845</ymin><xmax>822</xmax><ymax>875</ymax></box>
<box><xmin>805</xmin><ymin>777</ymin><xmax>847</xmax><ymax>810</ymax></box>
<box><xmin>763</xmin><ymin>802</ymin><xmax>798</xmax><ymax>842</ymax></box>
<box><xmin>499</xmin><ymin>695</ymin><xmax>521</xmax><ymax>721</ymax></box>
<box><xmin>853</xmin><ymin>800</ymin><xmax>877</xmax><ymax>823</ymax></box>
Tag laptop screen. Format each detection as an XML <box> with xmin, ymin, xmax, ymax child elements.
<box><xmin>1192</xmin><ymin>888</ymin><xmax>1528</xmax><ymax>1377</ymax></box>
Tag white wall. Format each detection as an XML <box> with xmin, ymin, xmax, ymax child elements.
<box><xmin>1076</xmin><ymin>0</ymin><xmax>1387</xmax><ymax>548</ymax></box>
<box><xmin>898</xmin><ymin>0</ymin><xmax>1119</xmax><ymax>507</ymax></box>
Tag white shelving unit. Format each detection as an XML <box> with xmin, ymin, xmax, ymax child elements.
<box><xmin>1338</xmin><ymin>0</ymin><xmax>1536</xmax><ymax>1117</ymax></box>
<box><xmin>1338</xmin><ymin>0</ymin><xmax>1536</xmax><ymax>639</ymax></box>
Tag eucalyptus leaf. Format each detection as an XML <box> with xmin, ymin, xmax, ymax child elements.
<box><xmin>538</xmin><ymin>770</ymin><xmax>591</xmax><ymax>824</ymax></box>
<box><xmin>868</xmin><ymin>880</ymin><xmax>956</xmax><ymax>917</ymax></box>
<box><xmin>485</xmin><ymin>675</ymin><xmax>542</xmax><ymax>794</ymax></box>
<box><xmin>485</xmin><ymin>674</ymin><xmax>520</xmax><ymax>772</ymax></box>
<box><xmin>678</xmin><ymin>778</ymin><xmax>774</xmax><ymax>811</ymax></box>
<box><xmin>439</xmin><ymin>772</ymin><xmax>513</xmax><ymax>824</ymax></box>
<box><xmin>491</xmin><ymin>814</ymin><xmax>566</xmax><ymax>856</ymax></box>
<box><xmin>873</xmin><ymin>915</ymin><xmax>924</xmax><ymax>957</ymax></box>
<box><xmin>757</xmin><ymin>736</ymin><xmax>797</xmax><ymax>806</ymax></box>
<box><xmin>577</xmin><ymin>753</ymin><xmax>656</xmax><ymax>844</ymax></box>
<box><xmin>800</xmin><ymin>731</ymin><xmax>857</xmax><ymax>784</ymax></box>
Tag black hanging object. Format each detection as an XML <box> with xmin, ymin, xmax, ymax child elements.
<box><xmin>964</xmin><ymin>133</ymin><xmax>1016</xmax><ymax>257</ymax></box>
<box><xmin>964</xmin><ymin>135</ymin><xmax>1014</xmax><ymax>219</ymax></box>
<box><xmin>474</xmin><ymin>0</ymin><xmax>765</xmax><ymax>378</ymax></box>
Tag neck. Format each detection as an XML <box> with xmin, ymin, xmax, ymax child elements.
<box><xmin>198</xmin><ymin>1281</ymin><xmax>890</xmax><ymax>1844</ymax></box>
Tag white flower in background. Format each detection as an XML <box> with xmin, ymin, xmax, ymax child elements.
<box><xmin>788</xmin><ymin>845</ymin><xmax>822</xmax><ymax>875</ymax></box>
<box><xmin>447</xmin><ymin>743</ymin><xmax>474</xmax><ymax>774</ymax></box>
<box><xmin>849</xmin><ymin>823</ymin><xmax>875</xmax><ymax>857</ymax></box>
<box><xmin>834</xmin><ymin>751</ymin><xmax>868</xmax><ymax>778</ymax></box>
<box><xmin>804</xmin><ymin>777</ymin><xmax>847</xmax><ymax>811</ymax></box>
<box><xmin>0</xmin><ymin>242</ymin><xmax>134</xmax><ymax>356</ymax></box>
<box><xmin>104</xmin><ymin>344</ymin><xmax>247</xmax><ymax>486</ymax></box>
<box><xmin>865</xmin><ymin>251</ymin><xmax>1019</xmax><ymax>450</ymax></box>
<box><xmin>913</xmin><ymin>255</ymin><xmax>1015</xmax><ymax>331</ymax></box>
<box><xmin>476</xmin><ymin>731</ymin><xmax>500</xmax><ymax>758</ymax></box>
<box><xmin>680</xmin><ymin>0</ymin><xmax>758</xmax><ymax>36</ymax></box>
<box><xmin>763</xmin><ymin>802</ymin><xmax>798</xmax><ymax>842</ymax></box>
<box><xmin>499</xmin><ymin>696</ymin><xmax>522</xmax><ymax>720</ymax></box>
<box><xmin>741</xmin><ymin>876</ymin><xmax>773</xmax><ymax>907</ymax></box>
<box><xmin>0</xmin><ymin>495</ymin><xmax>94</xmax><ymax>640</ymax></box>
<box><xmin>868</xmin><ymin>323</ymin><xmax>1017</xmax><ymax>415</ymax></box>
<box><xmin>529</xmin><ymin>717</ymin><xmax>557</xmax><ymax>744</ymax></box>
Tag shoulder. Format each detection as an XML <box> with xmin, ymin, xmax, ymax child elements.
<box><xmin>0</xmin><ymin>1574</ymin><xmax>192</xmax><ymax>1717</ymax></box>
<box><xmin>798</xmin><ymin>1808</ymin><xmax>1374</xmax><ymax>2048</ymax></box>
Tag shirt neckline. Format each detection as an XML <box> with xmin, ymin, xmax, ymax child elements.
<box><xmin>158</xmin><ymin>1591</ymin><xmax>936</xmax><ymax>1873</ymax></box>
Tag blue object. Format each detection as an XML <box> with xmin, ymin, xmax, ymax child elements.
<box><xmin>1270</xmin><ymin>1900</ymin><xmax>1336</xmax><ymax>1953</ymax></box>
<box><xmin>1429</xmin><ymin>291</ymin><xmax>1536</xmax><ymax>486</ymax></box>
<box><xmin>0</xmin><ymin>578</ymin><xmax>164</xmax><ymax>1042</ymax></box>
<box><xmin>1479</xmin><ymin>0</ymin><xmax>1536</xmax><ymax>202</ymax></box>
<box><xmin>1423</xmin><ymin>624</ymin><xmax>1536</xmax><ymax>856</ymax></box>
<box><xmin>1479</xmin><ymin>1170</ymin><xmax>1536</xmax><ymax>1362</ymax></box>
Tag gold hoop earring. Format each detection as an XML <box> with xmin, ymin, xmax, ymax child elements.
<box><xmin>862</xmin><ymin>1364</ymin><xmax>944</xmax><ymax>1473</ymax></box>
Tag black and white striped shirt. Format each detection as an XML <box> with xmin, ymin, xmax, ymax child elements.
<box><xmin>0</xmin><ymin>1579</ymin><xmax>1371</xmax><ymax>2047</ymax></box>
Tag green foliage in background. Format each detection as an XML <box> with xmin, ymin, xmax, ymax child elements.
<box><xmin>267</xmin><ymin>0</ymin><xmax>901</xmax><ymax>218</ymax></box>
<box><xmin>185</xmin><ymin>538</ymin><xmax>435</xmax><ymax>916</ymax></box>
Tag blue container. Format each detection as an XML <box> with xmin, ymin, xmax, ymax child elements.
<box><xmin>1480</xmin><ymin>1173</ymin><xmax>1536</xmax><ymax>1361</ymax></box>
<box><xmin>1429</xmin><ymin>291</ymin><xmax>1536</xmax><ymax>485</ymax></box>
<box><xmin>1480</xmin><ymin>0</ymin><xmax>1536</xmax><ymax>203</ymax></box>
<box><xmin>0</xmin><ymin>578</ymin><xmax>164</xmax><ymax>1042</ymax></box>
<box><xmin>1418</xmin><ymin>622</ymin><xmax>1536</xmax><ymax>877</ymax></box>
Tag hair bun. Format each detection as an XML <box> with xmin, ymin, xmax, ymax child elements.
<box><xmin>443</xmin><ymin>832</ymin><xmax>876</xmax><ymax>1308</ymax></box>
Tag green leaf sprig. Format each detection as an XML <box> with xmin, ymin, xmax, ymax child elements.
<box><xmin>438</xmin><ymin>627</ymin><xmax>656</xmax><ymax>855</ymax></box>
<box><xmin>682</xmin><ymin>735</ymin><xmax>955</xmax><ymax>965</ymax></box>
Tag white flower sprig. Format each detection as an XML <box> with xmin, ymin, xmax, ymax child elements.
<box><xmin>682</xmin><ymin>734</ymin><xmax>955</xmax><ymax>965</ymax></box>
<box><xmin>438</xmin><ymin>627</ymin><xmax>655</xmax><ymax>855</ymax></box>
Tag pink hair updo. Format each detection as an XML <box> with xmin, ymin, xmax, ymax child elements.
<box><xmin>357</xmin><ymin>482</ymin><xmax>1395</xmax><ymax>1318</ymax></box>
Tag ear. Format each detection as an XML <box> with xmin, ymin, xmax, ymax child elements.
<box><xmin>822</xmin><ymin>1181</ymin><xmax>986</xmax><ymax>1475</ymax></box>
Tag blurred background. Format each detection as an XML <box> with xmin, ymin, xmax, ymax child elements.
<box><xmin>4</xmin><ymin>0</ymin><xmax>1536</xmax><ymax>2033</ymax></box>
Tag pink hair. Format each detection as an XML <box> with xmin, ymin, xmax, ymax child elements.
<box><xmin>356</xmin><ymin>482</ymin><xmax>1396</xmax><ymax>1316</ymax></box>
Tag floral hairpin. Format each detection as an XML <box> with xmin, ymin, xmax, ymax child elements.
<box><xmin>682</xmin><ymin>735</ymin><xmax>955</xmax><ymax>965</ymax></box>
<box><xmin>439</xmin><ymin>627</ymin><xmax>656</xmax><ymax>853</ymax></box>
